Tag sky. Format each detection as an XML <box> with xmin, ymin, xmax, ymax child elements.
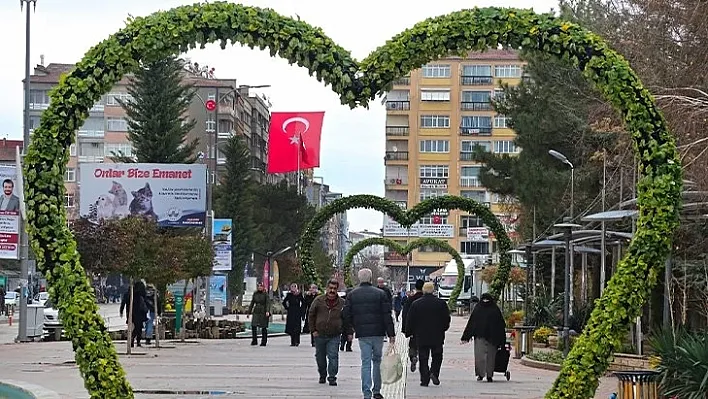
<box><xmin>0</xmin><ymin>0</ymin><xmax>557</xmax><ymax>232</ymax></box>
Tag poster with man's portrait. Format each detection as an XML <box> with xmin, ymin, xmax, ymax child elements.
<box><xmin>0</xmin><ymin>166</ymin><xmax>21</xmax><ymax>259</ymax></box>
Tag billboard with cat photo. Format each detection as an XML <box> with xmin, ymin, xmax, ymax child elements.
<box><xmin>79</xmin><ymin>163</ymin><xmax>207</xmax><ymax>227</ymax></box>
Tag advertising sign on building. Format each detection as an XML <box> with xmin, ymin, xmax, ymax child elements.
<box><xmin>489</xmin><ymin>213</ymin><xmax>521</xmax><ymax>239</ymax></box>
<box><xmin>209</xmin><ymin>275</ymin><xmax>227</xmax><ymax>305</ymax></box>
<box><xmin>467</xmin><ymin>227</ymin><xmax>490</xmax><ymax>241</ymax></box>
<box><xmin>212</xmin><ymin>219</ymin><xmax>232</xmax><ymax>271</ymax></box>
<box><xmin>0</xmin><ymin>166</ymin><xmax>22</xmax><ymax>260</ymax></box>
<box><xmin>419</xmin><ymin>178</ymin><xmax>448</xmax><ymax>189</ymax></box>
<box><xmin>79</xmin><ymin>163</ymin><xmax>207</xmax><ymax>227</ymax></box>
<box><xmin>418</xmin><ymin>224</ymin><xmax>455</xmax><ymax>238</ymax></box>
<box><xmin>382</xmin><ymin>215</ymin><xmax>414</xmax><ymax>237</ymax></box>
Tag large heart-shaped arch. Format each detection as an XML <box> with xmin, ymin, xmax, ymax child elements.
<box><xmin>342</xmin><ymin>237</ymin><xmax>468</xmax><ymax>310</ymax></box>
<box><xmin>24</xmin><ymin>3</ymin><xmax>680</xmax><ymax>398</ymax></box>
<box><xmin>300</xmin><ymin>194</ymin><xmax>512</xmax><ymax>300</ymax></box>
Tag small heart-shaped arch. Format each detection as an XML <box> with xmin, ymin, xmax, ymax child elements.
<box><xmin>343</xmin><ymin>236</ymin><xmax>468</xmax><ymax>310</ymax></box>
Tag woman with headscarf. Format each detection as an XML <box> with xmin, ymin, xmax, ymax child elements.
<box><xmin>460</xmin><ymin>292</ymin><xmax>506</xmax><ymax>382</ymax></box>
<box><xmin>282</xmin><ymin>283</ymin><xmax>306</xmax><ymax>346</ymax></box>
<box><xmin>248</xmin><ymin>282</ymin><xmax>272</xmax><ymax>346</ymax></box>
<box><xmin>119</xmin><ymin>280</ymin><xmax>149</xmax><ymax>348</ymax></box>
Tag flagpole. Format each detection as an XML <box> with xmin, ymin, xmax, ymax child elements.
<box><xmin>297</xmin><ymin>132</ymin><xmax>301</xmax><ymax>196</ymax></box>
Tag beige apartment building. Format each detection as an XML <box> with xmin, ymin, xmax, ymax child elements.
<box><xmin>27</xmin><ymin>62</ymin><xmax>294</xmax><ymax>220</ymax></box>
<box><xmin>382</xmin><ymin>49</ymin><xmax>524</xmax><ymax>287</ymax></box>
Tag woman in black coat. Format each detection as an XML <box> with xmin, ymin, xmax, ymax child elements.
<box><xmin>119</xmin><ymin>281</ymin><xmax>149</xmax><ymax>348</ymax></box>
<box><xmin>282</xmin><ymin>283</ymin><xmax>306</xmax><ymax>346</ymax></box>
<box><xmin>460</xmin><ymin>292</ymin><xmax>507</xmax><ymax>382</ymax></box>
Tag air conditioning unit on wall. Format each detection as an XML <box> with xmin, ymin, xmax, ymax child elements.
<box><xmin>389</xmin><ymin>178</ymin><xmax>397</xmax><ymax>184</ymax></box>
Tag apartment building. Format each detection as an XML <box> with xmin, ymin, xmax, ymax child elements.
<box><xmin>0</xmin><ymin>139</ymin><xmax>23</xmax><ymax>166</ymax></box>
<box><xmin>305</xmin><ymin>181</ymin><xmax>349</xmax><ymax>269</ymax></box>
<box><xmin>27</xmin><ymin>61</ymin><xmax>291</xmax><ymax>219</ymax></box>
<box><xmin>382</xmin><ymin>50</ymin><xmax>523</xmax><ymax>289</ymax></box>
<box><xmin>347</xmin><ymin>230</ymin><xmax>384</xmax><ymax>268</ymax></box>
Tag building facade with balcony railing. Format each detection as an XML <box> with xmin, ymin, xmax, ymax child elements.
<box><xmin>381</xmin><ymin>49</ymin><xmax>524</xmax><ymax>290</ymax></box>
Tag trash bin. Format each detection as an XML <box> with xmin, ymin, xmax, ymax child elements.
<box><xmin>512</xmin><ymin>325</ymin><xmax>535</xmax><ymax>359</ymax></box>
<box><xmin>613</xmin><ymin>370</ymin><xmax>660</xmax><ymax>399</ymax></box>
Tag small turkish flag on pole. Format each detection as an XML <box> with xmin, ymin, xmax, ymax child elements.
<box><xmin>266</xmin><ymin>112</ymin><xmax>324</xmax><ymax>173</ymax></box>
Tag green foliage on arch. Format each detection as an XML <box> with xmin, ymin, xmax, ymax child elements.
<box><xmin>342</xmin><ymin>237</ymin><xmax>466</xmax><ymax>310</ymax></box>
<box><xmin>299</xmin><ymin>195</ymin><xmax>512</xmax><ymax>300</ymax></box>
<box><xmin>24</xmin><ymin>2</ymin><xmax>679</xmax><ymax>397</ymax></box>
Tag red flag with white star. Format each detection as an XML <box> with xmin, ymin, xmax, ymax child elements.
<box><xmin>266</xmin><ymin>111</ymin><xmax>325</xmax><ymax>173</ymax></box>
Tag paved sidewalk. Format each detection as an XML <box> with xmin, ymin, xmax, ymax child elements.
<box><xmin>0</xmin><ymin>314</ymin><xmax>617</xmax><ymax>398</ymax></box>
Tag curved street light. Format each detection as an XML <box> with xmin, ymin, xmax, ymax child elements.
<box><xmin>548</xmin><ymin>149</ymin><xmax>575</xmax><ymax>219</ymax></box>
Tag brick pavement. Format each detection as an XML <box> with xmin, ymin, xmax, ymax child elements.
<box><xmin>0</xmin><ymin>314</ymin><xmax>618</xmax><ymax>398</ymax></box>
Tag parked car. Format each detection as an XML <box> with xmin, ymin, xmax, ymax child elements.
<box><xmin>4</xmin><ymin>291</ymin><xmax>19</xmax><ymax>308</ymax></box>
<box><xmin>33</xmin><ymin>292</ymin><xmax>49</xmax><ymax>307</ymax></box>
<box><xmin>43</xmin><ymin>298</ymin><xmax>62</xmax><ymax>338</ymax></box>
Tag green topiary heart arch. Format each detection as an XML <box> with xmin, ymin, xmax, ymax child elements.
<box><xmin>24</xmin><ymin>2</ymin><xmax>680</xmax><ymax>398</ymax></box>
<box><xmin>342</xmin><ymin>236</ymin><xmax>467</xmax><ymax>310</ymax></box>
<box><xmin>299</xmin><ymin>194</ymin><xmax>512</xmax><ymax>300</ymax></box>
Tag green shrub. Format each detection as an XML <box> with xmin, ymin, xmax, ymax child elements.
<box><xmin>506</xmin><ymin>310</ymin><xmax>524</xmax><ymax>328</ymax></box>
<box><xmin>650</xmin><ymin>327</ymin><xmax>708</xmax><ymax>399</ymax></box>
<box><xmin>527</xmin><ymin>350</ymin><xmax>565</xmax><ymax>365</ymax></box>
<box><xmin>534</xmin><ymin>326</ymin><xmax>555</xmax><ymax>344</ymax></box>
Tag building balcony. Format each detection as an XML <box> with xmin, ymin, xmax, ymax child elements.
<box><xmin>460</xmin><ymin>126</ymin><xmax>492</xmax><ymax>136</ymax></box>
<box><xmin>385</xmin><ymin>126</ymin><xmax>410</xmax><ymax>136</ymax></box>
<box><xmin>385</xmin><ymin>177</ymin><xmax>408</xmax><ymax>188</ymax></box>
<box><xmin>29</xmin><ymin>102</ymin><xmax>49</xmax><ymax>111</ymax></box>
<box><xmin>217</xmin><ymin>157</ymin><xmax>227</xmax><ymax>165</ymax></box>
<box><xmin>392</xmin><ymin>77</ymin><xmax>410</xmax><ymax>86</ymax></box>
<box><xmin>460</xmin><ymin>177</ymin><xmax>482</xmax><ymax>188</ymax></box>
<box><xmin>461</xmin><ymin>76</ymin><xmax>493</xmax><ymax>86</ymax></box>
<box><xmin>217</xmin><ymin>131</ymin><xmax>234</xmax><ymax>139</ymax></box>
<box><xmin>459</xmin><ymin>152</ymin><xmax>479</xmax><ymax>161</ymax></box>
<box><xmin>461</xmin><ymin>102</ymin><xmax>493</xmax><ymax>111</ymax></box>
<box><xmin>77</xmin><ymin>130</ymin><xmax>105</xmax><ymax>139</ymax></box>
<box><xmin>78</xmin><ymin>155</ymin><xmax>105</xmax><ymax>163</ymax></box>
<box><xmin>384</xmin><ymin>151</ymin><xmax>409</xmax><ymax>162</ymax></box>
<box><xmin>385</xmin><ymin>101</ymin><xmax>411</xmax><ymax>111</ymax></box>
<box><xmin>90</xmin><ymin>104</ymin><xmax>105</xmax><ymax>113</ymax></box>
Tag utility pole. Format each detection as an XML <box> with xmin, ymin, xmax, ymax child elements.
<box><xmin>18</xmin><ymin>0</ymin><xmax>37</xmax><ymax>343</ymax></box>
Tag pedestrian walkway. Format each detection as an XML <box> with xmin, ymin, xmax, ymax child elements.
<box><xmin>0</xmin><ymin>314</ymin><xmax>617</xmax><ymax>398</ymax></box>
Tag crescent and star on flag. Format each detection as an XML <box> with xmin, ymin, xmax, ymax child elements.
<box><xmin>283</xmin><ymin>116</ymin><xmax>310</xmax><ymax>150</ymax></box>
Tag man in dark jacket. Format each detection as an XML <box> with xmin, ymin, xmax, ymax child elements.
<box><xmin>339</xmin><ymin>286</ymin><xmax>354</xmax><ymax>352</ymax></box>
<box><xmin>309</xmin><ymin>279</ymin><xmax>348</xmax><ymax>386</ymax></box>
<box><xmin>402</xmin><ymin>279</ymin><xmax>425</xmax><ymax>371</ymax></box>
<box><xmin>376</xmin><ymin>277</ymin><xmax>393</xmax><ymax>304</ymax></box>
<box><xmin>343</xmin><ymin>269</ymin><xmax>395</xmax><ymax>399</ymax></box>
<box><xmin>405</xmin><ymin>282</ymin><xmax>451</xmax><ymax>386</ymax></box>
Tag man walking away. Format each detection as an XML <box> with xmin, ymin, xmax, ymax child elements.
<box><xmin>344</xmin><ymin>269</ymin><xmax>396</xmax><ymax>399</ymax></box>
<box><xmin>144</xmin><ymin>284</ymin><xmax>162</xmax><ymax>345</ymax></box>
<box><xmin>339</xmin><ymin>286</ymin><xmax>354</xmax><ymax>352</ymax></box>
<box><xmin>309</xmin><ymin>279</ymin><xmax>348</xmax><ymax>386</ymax></box>
<box><xmin>460</xmin><ymin>292</ymin><xmax>506</xmax><ymax>382</ymax></box>
<box><xmin>376</xmin><ymin>277</ymin><xmax>393</xmax><ymax>304</ymax></box>
<box><xmin>401</xmin><ymin>279</ymin><xmax>424</xmax><ymax>371</ymax></box>
<box><xmin>405</xmin><ymin>282</ymin><xmax>451</xmax><ymax>386</ymax></box>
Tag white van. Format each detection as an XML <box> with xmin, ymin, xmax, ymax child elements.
<box><xmin>436</xmin><ymin>255</ymin><xmax>490</xmax><ymax>305</ymax></box>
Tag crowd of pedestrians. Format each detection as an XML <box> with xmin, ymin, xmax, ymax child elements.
<box><xmin>245</xmin><ymin>269</ymin><xmax>508</xmax><ymax>399</ymax></box>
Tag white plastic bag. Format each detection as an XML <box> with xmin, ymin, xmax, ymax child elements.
<box><xmin>381</xmin><ymin>343</ymin><xmax>403</xmax><ymax>384</ymax></box>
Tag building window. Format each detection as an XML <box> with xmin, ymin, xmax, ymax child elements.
<box><xmin>420</xmin><ymin>89</ymin><xmax>451</xmax><ymax>101</ymax></box>
<box><xmin>106</xmin><ymin>92</ymin><xmax>133</xmax><ymax>106</ymax></box>
<box><xmin>29</xmin><ymin>90</ymin><xmax>49</xmax><ymax>106</ymax></box>
<box><xmin>106</xmin><ymin>117</ymin><xmax>128</xmax><ymax>132</ymax></box>
<box><xmin>494</xmin><ymin>65</ymin><xmax>523</xmax><ymax>78</ymax></box>
<box><xmin>460</xmin><ymin>166</ymin><xmax>481</xmax><ymax>188</ymax></box>
<box><xmin>462</xmin><ymin>65</ymin><xmax>492</xmax><ymax>77</ymax></box>
<box><xmin>420</xmin><ymin>115</ymin><xmax>450</xmax><ymax>128</ymax></box>
<box><xmin>460</xmin><ymin>215</ymin><xmax>484</xmax><ymax>228</ymax></box>
<box><xmin>460</xmin><ymin>191</ymin><xmax>487</xmax><ymax>203</ymax></box>
<box><xmin>79</xmin><ymin>142</ymin><xmax>104</xmax><ymax>156</ymax></box>
<box><xmin>461</xmin><ymin>140</ymin><xmax>491</xmax><ymax>153</ymax></box>
<box><xmin>422</xmin><ymin>64</ymin><xmax>451</xmax><ymax>78</ymax></box>
<box><xmin>419</xmin><ymin>140</ymin><xmax>449</xmax><ymax>153</ymax></box>
<box><xmin>461</xmin><ymin>116</ymin><xmax>492</xmax><ymax>128</ymax></box>
<box><xmin>494</xmin><ymin>114</ymin><xmax>510</xmax><ymax>128</ymax></box>
<box><xmin>460</xmin><ymin>241</ymin><xmax>490</xmax><ymax>255</ymax></box>
<box><xmin>29</xmin><ymin>116</ymin><xmax>41</xmax><ymax>130</ymax></box>
<box><xmin>69</xmin><ymin>144</ymin><xmax>77</xmax><ymax>157</ymax></box>
<box><xmin>105</xmin><ymin>143</ymin><xmax>135</xmax><ymax>158</ymax></box>
<box><xmin>64</xmin><ymin>168</ymin><xmax>76</xmax><ymax>182</ymax></box>
<box><xmin>419</xmin><ymin>216</ymin><xmax>449</xmax><ymax>225</ymax></box>
<box><xmin>419</xmin><ymin>165</ymin><xmax>449</xmax><ymax>178</ymax></box>
<box><xmin>419</xmin><ymin>188</ymin><xmax>447</xmax><ymax>201</ymax></box>
<box><xmin>461</xmin><ymin>91</ymin><xmax>492</xmax><ymax>103</ymax></box>
<box><xmin>494</xmin><ymin>140</ymin><xmax>518</xmax><ymax>153</ymax></box>
<box><xmin>493</xmin><ymin>89</ymin><xmax>505</xmax><ymax>101</ymax></box>
<box><xmin>64</xmin><ymin>193</ymin><xmax>75</xmax><ymax>208</ymax></box>
<box><xmin>418</xmin><ymin>245</ymin><xmax>446</xmax><ymax>253</ymax></box>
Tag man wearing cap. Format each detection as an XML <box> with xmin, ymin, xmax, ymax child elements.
<box><xmin>405</xmin><ymin>282</ymin><xmax>451</xmax><ymax>386</ymax></box>
<box><xmin>401</xmin><ymin>279</ymin><xmax>425</xmax><ymax>371</ymax></box>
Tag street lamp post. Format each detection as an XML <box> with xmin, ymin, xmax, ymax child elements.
<box><xmin>554</xmin><ymin>222</ymin><xmax>581</xmax><ymax>357</ymax></box>
<box><xmin>18</xmin><ymin>0</ymin><xmax>37</xmax><ymax>344</ymax></box>
<box><xmin>548</xmin><ymin>150</ymin><xmax>575</xmax><ymax>219</ymax></box>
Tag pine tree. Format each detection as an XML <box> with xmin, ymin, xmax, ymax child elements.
<box><xmin>213</xmin><ymin>135</ymin><xmax>256</xmax><ymax>303</ymax></box>
<box><xmin>116</xmin><ymin>56</ymin><xmax>199</xmax><ymax>163</ymax></box>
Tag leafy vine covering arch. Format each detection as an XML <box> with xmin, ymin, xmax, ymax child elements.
<box><xmin>342</xmin><ymin>237</ymin><xmax>467</xmax><ymax>310</ymax></box>
<box><xmin>26</xmin><ymin>2</ymin><xmax>679</xmax><ymax>398</ymax></box>
<box><xmin>299</xmin><ymin>195</ymin><xmax>512</xmax><ymax>300</ymax></box>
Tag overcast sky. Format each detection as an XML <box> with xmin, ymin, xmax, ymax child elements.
<box><xmin>0</xmin><ymin>0</ymin><xmax>557</xmax><ymax>232</ymax></box>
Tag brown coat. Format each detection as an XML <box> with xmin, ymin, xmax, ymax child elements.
<box><xmin>307</xmin><ymin>294</ymin><xmax>348</xmax><ymax>337</ymax></box>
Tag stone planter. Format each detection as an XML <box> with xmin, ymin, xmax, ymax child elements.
<box><xmin>547</xmin><ymin>334</ymin><xmax>559</xmax><ymax>348</ymax></box>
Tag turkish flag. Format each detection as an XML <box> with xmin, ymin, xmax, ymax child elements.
<box><xmin>266</xmin><ymin>111</ymin><xmax>325</xmax><ymax>173</ymax></box>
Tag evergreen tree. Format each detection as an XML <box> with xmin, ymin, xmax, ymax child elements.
<box><xmin>116</xmin><ymin>56</ymin><xmax>199</xmax><ymax>163</ymax></box>
<box><xmin>213</xmin><ymin>135</ymin><xmax>256</xmax><ymax>302</ymax></box>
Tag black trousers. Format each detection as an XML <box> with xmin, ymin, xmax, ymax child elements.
<box><xmin>131</xmin><ymin>321</ymin><xmax>143</xmax><ymax>346</ymax></box>
<box><xmin>289</xmin><ymin>332</ymin><xmax>301</xmax><ymax>346</ymax></box>
<box><xmin>251</xmin><ymin>326</ymin><xmax>268</xmax><ymax>345</ymax></box>
<box><xmin>418</xmin><ymin>344</ymin><xmax>443</xmax><ymax>383</ymax></box>
<box><xmin>409</xmin><ymin>335</ymin><xmax>418</xmax><ymax>361</ymax></box>
<box><xmin>339</xmin><ymin>332</ymin><xmax>352</xmax><ymax>350</ymax></box>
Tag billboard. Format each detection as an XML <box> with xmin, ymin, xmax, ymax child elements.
<box><xmin>79</xmin><ymin>163</ymin><xmax>207</xmax><ymax>227</ymax></box>
<box><xmin>212</xmin><ymin>219</ymin><xmax>232</xmax><ymax>271</ymax></box>
<box><xmin>0</xmin><ymin>165</ymin><xmax>22</xmax><ymax>259</ymax></box>
<box><xmin>209</xmin><ymin>275</ymin><xmax>227</xmax><ymax>305</ymax></box>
